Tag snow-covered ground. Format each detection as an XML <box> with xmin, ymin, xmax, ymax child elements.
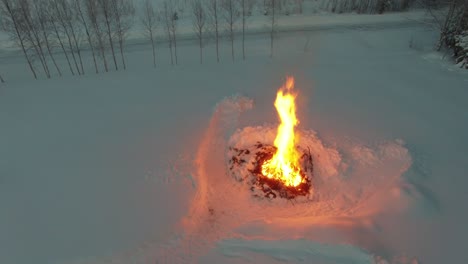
<box><xmin>1</xmin><ymin>11</ymin><xmax>468</xmax><ymax>264</ymax></box>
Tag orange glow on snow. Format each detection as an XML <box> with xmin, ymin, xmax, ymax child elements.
<box><xmin>261</xmin><ymin>77</ymin><xmax>304</xmax><ymax>187</ymax></box>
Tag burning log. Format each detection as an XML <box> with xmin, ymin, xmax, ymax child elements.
<box><xmin>228</xmin><ymin>143</ymin><xmax>313</xmax><ymax>200</ymax></box>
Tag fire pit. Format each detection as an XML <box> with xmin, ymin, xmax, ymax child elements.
<box><xmin>227</xmin><ymin>77</ymin><xmax>314</xmax><ymax>201</ymax></box>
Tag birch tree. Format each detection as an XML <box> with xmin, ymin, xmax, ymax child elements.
<box><xmin>33</xmin><ymin>0</ymin><xmax>62</xmax><ymax>76</ymax></box>
<box><xmin>160</xmin><ymin>0</ymin><xmax>178</xmax><ymax>65</ymax></box>
<box><xmin>64</xmin><ymin>0</ymin><xmax>84</xmax><ymax>74</ymax></box>
<box><xmin>169</xmin><ymin>0</ymin><xmax>179</xmax><ymax>65</ymax></box>
<box><xmin>221</xmin><ymin>0</ymin><xmax>239</xmax><ymax>61</ymax></box>
<box><xmin>47</xmin><ymin>0</ymin><xmax>75</xmax><ymax>75</ymax></box>
<box><xmin>269</xmin><ymin>0</ymin><xmax>277</xmax><ymax>57</ymax></box>
<box><xmin>1</xmin><ymin>0</ymin><xmax>38</xmax><ymax>79</ymax></box>
<box><xmin>208</xmin><ymin>0</ymin><xmax>220</xmax><ymax>62</ymax></box>
<box><xmin>86</xmin><ymin>0</ymin><xmax>109</xmax><ymax>72</ymax></box>
<box><xmin>98</xmin><ymin>0</ymin><xmax>119</xmax><ymax>70</ymax></box>
<box><xmin>55</xmin><ymin>0</ymin><xmax>84</xmax><ymax>74</ymax></box>
<box><xmin>51</xmin><ymin>0</ymin><xmax>82</xmax><ymax>75</ymax></box>
<box><xmin>74</xmin><ymin>0</ymin><xmax>99</xmax><ymax>73</ymax></box>
<box><xmin>18</xmin><ymin>0</ymin><xmax>51</xmax><ymax>78</ymax></box>
<box><xmin>141</xmin><ymin>0</ymin><xmax>158</xmax><ymax>67</ymax></box>
<box><xmin>191</xmin><ymin>0</ymin><xmax>206</xmax><ymax>64</ymax></box>
<box><xmin>241</xmin><ymin>0</ymin><xmax>255</xmax><ymax>59</ymax></box>
<box><xmin>111</xmin><ymin>0</ymin><xmax>134</xmax><ymax>70</ymax></box>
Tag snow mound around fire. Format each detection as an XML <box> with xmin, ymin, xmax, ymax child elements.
<box><xmin>226</xmin><ymin>125</ymin><xmax>411</xmax><ymax>216</ymax></box>
<box><xmin>152</xmin><ymin>96</ymin><xmax>412</xmax><ymax>262</ymax></box>
<box><xmin>227</xmin><ymin>125</ymin><xmax>342</xmax><ymax>180</ymax></box>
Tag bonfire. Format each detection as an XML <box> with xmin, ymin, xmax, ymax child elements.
<box><xmin>228</xmin><ymin>77</ymin><xmax>313</xmax><ymax>200</ymax></box>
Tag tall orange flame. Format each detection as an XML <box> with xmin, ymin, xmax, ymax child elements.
<box><xmin>261</xmin><ymin>77</ymin><xmax>304</xmax><ymax>187</ymax></box>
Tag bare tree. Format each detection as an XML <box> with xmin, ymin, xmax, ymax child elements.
<box><xmin>46</xmin><ymin>0</ymin><xmax>74</xmax><ymax>75</ymax></box>
<box><xmin>111</xmin><ymin>0</ymin><xmax>135</xmax><ymax>70</ymax></box>
<box><xmin>191</xmin><ymin>0</ymin><xmax>206</xmax><ymax>64</ymax></box>
<box><xmin>269</xmin><ymin>0</ymin><xmax>277</xmax><ymax>57</ymax></box>
<box><xmin>33</xmin><ymin>0</ymin><xmax>62</xmax><ymax>76</ymax></box>
<box><xmin>18</xmin><ymin>0</ymin><xmax>51</xmax><ymax>78</ymax></box>
<box><xmin>0</xmin><ymin>0</ymin><xmax>37</xmax><ymax>79</ymax></box>
<box><xmin>98</xmin><ymin>0</ymin><xmax>119</xmax><ymax>70</ymax></box>
<box><xmin>141</xmin><ymin>0</ymin><xmax>158</xmax><ymax>67</ymax></box>
<box><xmin>64</xmin><ymin>0</ymin><xmax>85</xmax><ymax>75</ymax></box>
<box><xmin>221</xmin><ymin>0</ymin><xmax>239</xmax><ymax>61</ymax></box>
<box><xmin>168</xmin><ymin>0</ymin><xmax>179</xmax><ymax>65</ymax></box>
<box><xmin>51</xmin><ymin>0</ymin><xmax>82</xmax><ymax>75</ymax></box>
<box><xmin>295</xmin><ymin>0</ymin><xmax>303</xmax><ymax>14</ymax></box>
<box><xmin>160</xmin><ymin>0</ymin><xmax>178</xmax><ymax>65</ymax></box>
<box><xmin>208</xmin><ymin>0</ymin><xmax>220</xmax><ymax>62</ymax></box>
<box><xmin>86</xmin><ymin>0</ymin><xmax>109</xmax><ymax>72</ymax></box>
<box><xmin>161</xmin><ymin>1</ymin><xmax>173</xmax><ymax>64</ymax></box>
<box><xmin>241</xmin><ymin>0</ymin><xmax>245</xmax><ymax>59</ymax></box>
<box><xmin>74</xmin><ymin>0</ymin><xmax>99</xmax><ymax>73</ymax></box>
<box><xmin>241</xmin><ymin>0</ymin><xmax>255</xmax><ymax>59</ymax></box>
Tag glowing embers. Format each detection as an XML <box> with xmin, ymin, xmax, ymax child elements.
<box><xmin>228</xmin><ymin>142</ymin><xmax>313</xmax><ymax>200</ymax></box>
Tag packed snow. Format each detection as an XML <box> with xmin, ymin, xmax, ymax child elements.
<box><xmin>1</xmin><ymin>10</ymin><xmax>468</xmax><ymax>264</ymax></box>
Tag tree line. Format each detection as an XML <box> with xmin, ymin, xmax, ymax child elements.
<box><xmin>0</xmin><ymin>0</ymin><xmax>135</xmax><ymax>79</ymax></box>
<box><xmin>133</xmin><ymin>0</ymin><xmax>300</xmax><ymax>67</ymax></box>
<box><xmin>0</xmin><ymin>0</ymin><xmax>302</xmax><ymax>81</ymax></box>
<box><xmin>322</xmin><ymin>0</ymin><xmax>414</xmax><ymax>14</ymax></box>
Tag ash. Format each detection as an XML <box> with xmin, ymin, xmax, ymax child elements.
<box><xmin>227</xmin><ymin>142</ymin><xmax>314</xmax><ymax>201</ymax></box>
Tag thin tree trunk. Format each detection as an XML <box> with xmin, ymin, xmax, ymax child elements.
<box><xmin>44</xmin><ymin>39</ymin><xmax>62</xmax><ymax>76</ymax></box>
<box><xmin>53</xmin><ymin>0</ymin><xmax>81</xmax><ymax>75</ymax></box>
<box><xmin>91</xmin><ymin>20</ymin><xmax>108</xmax><ymax>72</ymax></box>
<box><xmin>270</xmin><ymin>0</ymin><xmax>275</xmax><ymax>58</ymax></box>
<box><xmin>38</xmin><ymin>18</ymin><xmax>62</xmax><ymax>76</ymax></box>
<box><xmin>437</xmin><ymin>0</ymin><xmax>457</xmax><ymax>51</ymax></box>
<box><xmin>20</xmin><ymin>5</ymin><xmax>51</xmax><ymax>78</ymax></box>
<box><xmin>22</xmin><ymin>46</ymin><xmax>37</xmax><ymax>79</ymax></box>
<box><xmin>114</xmin><ymin>8</ymin><xmax>126</xmax><ymax>70</ymax></box>
<box><xmin>199</xmin><ymin>33</ymin><xmax>203</xmax><ymax>64</ymax></box>
<box><xmin>173</xmin><ymin>31</ymin><xmax>178</xmax><ymax>65</ymax></box>
<box><xmin>3</xmin><ymin>0</ymin><xmax>37</xmax><ymax>79</ymax></box>
<box><xmin>29</xmin><ymin>29</ymin><xmax>51</xmax><ymax>78</ymax></box>
<box><xmin>104</xmin><ymin>13</ymin><xmax>119</xmax><ymax>70</ymax></box>
<box><xmin>119</xmin><ymin>40</ymin><xmax>126</xmax><ymax>69</ymax></box>
<box><xmin>100</xmin><ymin>43</ymin><xmax>109</xmax><ymax>72</ymax></box>
<box><xmin>35</xmin><ymin>1</ymin><xmax>62</xmax><ymax>76</ymax></box>
<box><xmin>164</xmin><ymin>3</ymin><xmax>173</xmax><ymax>65</ymax></box>
<box><xmin>65</xmin><ymin>30</ymin><xmax>81</xmax><ymax>75</ymax></box>
<box><xmin>51</xmin><ymin>21</ymin><xmax>75</xmax><ymax>75</ymax></box>
<box><xmin>26</xmin><ymin>31</ymin><xmax>50</xmax><ymax>78</ymax></box>
<box><xmin>216</xmin><ymin>26</ymin><xmax>219</xmax><ymax>62</ymax></box>
<box><xmin>168</xmin><ymin>32</ymin><xmax>173</xmax><ymax>65</ymax></box>
<box><xmin>0</xmin><ymin>73</ymin><xmax>4</xmax><ymax>83</ymax></box>
<box><xmin>76</xmin><ymin>0</ymin><xmax>99</xmax><ymax>73</ymax></box>
<box><xmin>242</xmin><ymin>0</ymin><xmax>245</xmax><ymax>60</ymax></box>
<box><xmin>69</xmin><ymin>23</ymin><xmax>85</xmax><ymax>74</ymax></box>
<box><xmin>214</xmin><ymin>0</ymin><xmax>219</xmax><ymax>62</ymax></box>
<box><xmin>230</xmin><ymin>0</ymin><xmax>234</xmax><ymax>61</ymax></box>
<box><xmin>87</xmin><ymin>34</ymin><xmax>99</xmax><ymax>73</ymax></box>
<box><xmin>151</xmin><ymin>33</ymin><xmax>156</xmax><ymax>67</ymax></box>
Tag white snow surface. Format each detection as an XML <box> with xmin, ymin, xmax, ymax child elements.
<box><xmin>1</xmin><ymin>11</ymin><xmax>468</xmax><ymax>264</ymax></box>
